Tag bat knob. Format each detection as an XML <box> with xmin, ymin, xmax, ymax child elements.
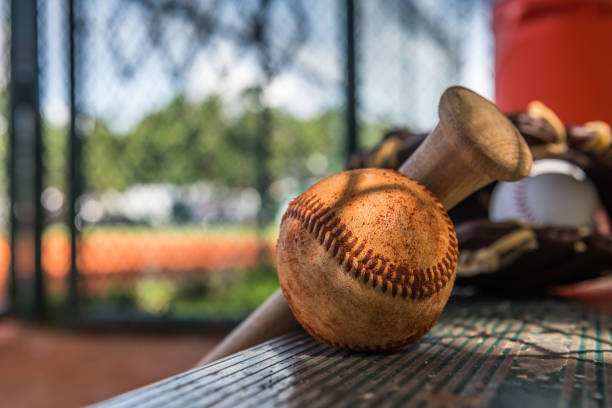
<box><xmin>439</xmin><ymin>86</ymin><xmax>532</xmax><ymax>182</ymax></box>
<box><xmin>400</xmin><ymin>86</ymin><xmax>533</xmax><ymax>210</ymax></box>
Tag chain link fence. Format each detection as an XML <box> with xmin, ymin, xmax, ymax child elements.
<box><xmin>5</xmin><ymin>0</ymin><xmax>495</xmax><ymax>324</ymax></box>
<box><xmin>355</xmin><ymin>0</ymin><xmax>493</xmax><ymax>146</ymax></box>
<box><xmin>35</xmin><ymin>0</ymin><xmax>348</xmax><ymax>323</ymax></box>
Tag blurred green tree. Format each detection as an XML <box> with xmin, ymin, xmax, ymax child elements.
<box><xmin>82</xmin><ymin>94</ymin><xmax>345</xmax><ymax>202</ymax></box>
<box><xmin>1</xmin><ymin>91</ymin><xmax>392</xmax><ymax>227</ymax></box>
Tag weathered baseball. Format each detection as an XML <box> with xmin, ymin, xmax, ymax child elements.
<box><xmin>276</xmin><ymin>168</ymin><xmax>458</xmax><ymax>351</ymax></box>
<box><xmin>489</xmin><ymin>159</ymin><xmax>600</xmax><ymax>231</ymax></box>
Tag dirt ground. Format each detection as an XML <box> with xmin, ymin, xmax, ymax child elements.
<box><xmin>0</xmin><ymin>319</ymin><xmax>224</xmax><ymax>408</ymax></box>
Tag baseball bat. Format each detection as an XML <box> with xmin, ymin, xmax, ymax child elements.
<box><xmin>197</xmin><ymin>86</ymin><xmax>532</xmax><ymax>366</ymax></box>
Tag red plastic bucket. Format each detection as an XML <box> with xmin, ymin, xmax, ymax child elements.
<box><xmin>493</xmin><ymin>0</ymin><xmax>612</xmax><ymax>124</ymax></box>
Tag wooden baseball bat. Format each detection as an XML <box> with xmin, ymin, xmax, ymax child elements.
<box><xmin>197</xmin><ymin>86</ymin><xmax>532</xmax><ymax>366</ymax></box>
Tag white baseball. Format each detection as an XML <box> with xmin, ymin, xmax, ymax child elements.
<box><xmin>489</xmin><ymin>159</ymin><xmax>600</xmax><ymax>231</ymax></box>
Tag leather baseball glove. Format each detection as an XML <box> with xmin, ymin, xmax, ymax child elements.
<box><xmin>455</xmin><ymin>220</ymin><xmax>612</xmax><ymax>294</ymax></box>
<box><xmin>507</xmin><ymin>101</ymin><xmax>612</xmax><ymax>215</ymax></box>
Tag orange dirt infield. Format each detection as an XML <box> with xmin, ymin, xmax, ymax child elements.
<box><xmin>0</xmin><ymin>230</ymin><xmax>272</xmax><ymax>298</ymax></box>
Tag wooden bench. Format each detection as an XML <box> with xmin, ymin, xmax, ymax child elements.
<box><xmin>93</xmin><ymin>298</ymin><xmax>611</xmax><ymax>407</ymax></box>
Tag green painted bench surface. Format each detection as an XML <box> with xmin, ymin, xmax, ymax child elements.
<box><xmin>94</xmin><ymin>299</ymin><xmax>612</xmax><ymax>407</ymax></box>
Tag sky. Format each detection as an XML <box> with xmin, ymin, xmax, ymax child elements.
<box><xmin>37</xmin><ymin>0</ymin><xmax>494</xmax><ymax>134</ymax></box>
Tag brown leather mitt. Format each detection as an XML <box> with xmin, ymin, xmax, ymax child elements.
<box><xmin>508</xmin><ymin>101</ymin><xmax>612</xmax><ymax>214</ymax></box>
<box><xmin>454</xmin><ymin>220</ymin><xmax>612</xmax><ymax>295</ymax></box>
<box><xmin>347</xmin><ymin>128</ymin><xmax>425</xmax><ymax>171</ymax></box>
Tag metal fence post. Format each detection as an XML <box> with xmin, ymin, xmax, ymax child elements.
<box><xmin>9</xmin><ymin>0</ymin><xmax>44</xmax><ymax>320</ymax></box>
<box><xmin>67</xmin><ymin>0</ymin><xmax>80</xmax><ymax>316</ymax></box>
<box><xmin>345</xmin><ymin>0</ymin><xmax>358</xmax><ymax>163</ymax></box>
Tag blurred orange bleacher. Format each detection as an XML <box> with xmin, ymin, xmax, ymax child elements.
<box><xmin>0</xmin><ymin>230</ymin><xmax>267</xmax><ymax>296</ymax></box>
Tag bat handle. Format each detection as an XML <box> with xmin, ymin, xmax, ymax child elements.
<box><xmin>196</xmin><ymin>289</ymin><xmax>300</xmax><ymax>367</ymax></box>
<box><xmin>399</xmin><ymin>86</ymin><xmax>532</xmax><ymax>210</ymax></box>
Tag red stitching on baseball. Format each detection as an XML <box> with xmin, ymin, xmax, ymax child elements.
<box><xmin>514</xmin><ymin>178</ymin><xmax>537</xmax><ymax>224</ymax></box>
<box><xmin>284</xmin><ymin>189</ymin><xmax>458</xmax><ymax>300</ymax></box>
